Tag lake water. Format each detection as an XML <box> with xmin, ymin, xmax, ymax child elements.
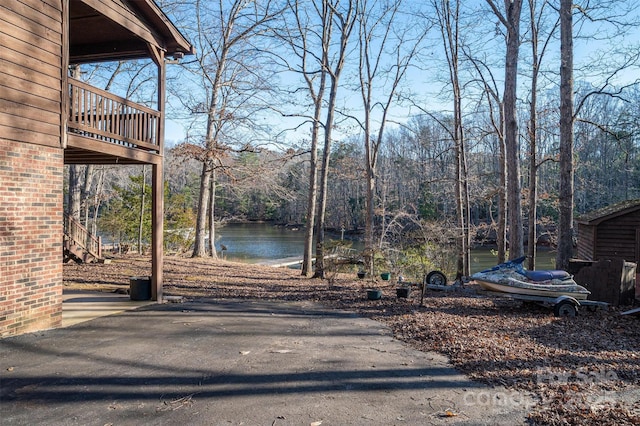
<box><xmin>215</xmin><ymin>223</ymin><xmax>320</xmax><ymax>264</ymax></box>
<box><xmin>215</xmin><ymin>223</ymin><xmax>556</xmax><ymax>272</ymax></box>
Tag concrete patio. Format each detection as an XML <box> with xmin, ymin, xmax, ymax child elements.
<box><xmin>62</xmin><ymin>289</ymin><xmax>153</xmax><ymax>328</ymax></box>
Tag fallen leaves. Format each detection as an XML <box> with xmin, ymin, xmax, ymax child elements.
<box><xmin>64</xmin><ymin>255</ymin><xmax>640</xmax><ymax>426</ymax></box>
<box><xmin>157</xmin><ymin>394</ymin><xmax>194</xmax><ymax>412</ymax></box>
<box><xmin>442</xmin><ymin>409</ymin><xmax>458</xmax><ymax>417</ymax></box>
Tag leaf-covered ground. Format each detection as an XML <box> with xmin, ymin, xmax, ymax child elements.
<box><xmin>63</xmin><ymin>255</ymin><xmax>640</xmax><ymax>425</ymax></box>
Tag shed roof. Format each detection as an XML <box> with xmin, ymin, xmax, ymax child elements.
<box><xmin>576</xmin><ymin>199</ymin><xmax>640</xmax><ymax>225</ymax></box>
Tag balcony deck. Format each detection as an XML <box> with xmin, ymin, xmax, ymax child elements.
<box><xmin>64</xmin><ymin>77</ymin><xmax>163</xmax><ymax>165</ymax></box>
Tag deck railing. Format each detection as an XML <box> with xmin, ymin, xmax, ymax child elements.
<box><xmin>63</xmin><ymin>214</ymin><xmax>102</xmax><ymax>260</ymax></box>
<box><xmin>68</xmin><ymin>77</ymin><xmax>160</xmax><ymax>152</ymax></box>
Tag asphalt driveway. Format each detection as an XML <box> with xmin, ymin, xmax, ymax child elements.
<box><xmin>1</xmin><ymin>298</ymin><xmax>534</xmax><ymax>425</ymax></box>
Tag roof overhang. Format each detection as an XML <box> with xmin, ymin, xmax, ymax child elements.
<box><xmin>69</xmin><ymin>0</ymin><xmax>194</xmax><ymax>64</ymax></box>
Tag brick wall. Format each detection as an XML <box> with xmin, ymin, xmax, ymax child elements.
<box><xmin>0</xmin><ymin>140</ymin><xmax>64</xmax><ymax>337</ymax></box>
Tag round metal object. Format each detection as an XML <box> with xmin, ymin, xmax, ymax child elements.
<box><xmin>425</xmin><ymin>270</ymin><xmax>447</xmax><ymax>286</ymax></box>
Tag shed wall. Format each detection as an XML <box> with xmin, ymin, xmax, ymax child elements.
<box><xmin>576</xmin><ymin>224</ymin><xmax>596</xmax><ymax>261</ymax></box>
<box><xmin>595</xmin><ymin>211</ymin><xmax>640</xmax><ymax>263</ymax></box>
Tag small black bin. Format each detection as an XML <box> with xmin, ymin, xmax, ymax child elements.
<box><xmin>396</xmin><ymin>287</ymin><xmax>411</xmax><ymax>298</ymax></box>
<box><xmin>129</xmin><ymin>276</ymin><xmax>151</xmax><ymax>301</ymax></box>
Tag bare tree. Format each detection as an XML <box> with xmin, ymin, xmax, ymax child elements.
<box><xmin>434</xmin><ymin>0</ymin><xmax>471</xmax><ymax>278</ymax></box>
<box><xmin>486</xmin><ymin>0</ymin><xmax>525</xmax><ymax>260</ymax></box>
<box><xmin>313</xmin><ymin>0</ymin><xmax>357</xmax><ymax>279</ymax></box>
<box><xmin>356</xmin><ymin>0</ymin><xmax>426</xmax><ymax>276</ymax></box>
<box><xmin>473</xmin><ymin>61</ymin><xmax>507</xmax><ymax>264</ymax></box>
<box><xmin>556</xmin><ymin>0</ymin><xmax>574</xmax><ymax>270</ymax></box>
<box><xmin>553</xmin><ymin>0</ymin><xmax>577</xmax><ymax>271</ymax></box>
<box><xmin>524</xmin><ymin>0</ymin><xmax>559</xmax><ymax>270</ymax></box>
<box><xmin>275</xmin><ymin>0</ymin><xmax>332</xmax><ymax>276</ymax></box>
<box><xmin>177</xmin><ymin>0</ymin><xmax>282</xmax><ymax>258</ymax></box>
<box><xmin>556</xmin><ymin>0</ymin><xmax>640</xmax><ymax>268</ymax></box>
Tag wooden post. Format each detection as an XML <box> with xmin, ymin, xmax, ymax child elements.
<box><xmin>151</xmin><ymin>47</ymin><xmax>165</xmax><ymax>301</ymax></box>
<box><xmin>61</xmin><ymin>0</ymin><xmax>69</xmax><ymax>149</ymax></box>
<box><xmin>152</xmin><ymin>163</ymin><xmax>163</xmax><ymax>301</ymax></box>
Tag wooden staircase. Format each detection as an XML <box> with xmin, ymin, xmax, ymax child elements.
<box><xmin>63</xmin><ymin>214</ymin><xmax>102</xmax><ymax>263</ymax></box>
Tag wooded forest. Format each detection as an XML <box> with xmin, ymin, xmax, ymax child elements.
<box><xmin>65</xmin><ymin>0</ymin><xmax>640</xmax><ymax>278</ymax></box>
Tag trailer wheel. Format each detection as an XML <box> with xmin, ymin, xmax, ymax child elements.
<box><xmin>554</xmin><ymin>300</ymin><xmax>578</xmax><ymax>317</ymax></box>
<box><xmin>425</xmin><ymin>270</ymin><xmax>447</xmax><ymax>286</ymax></box>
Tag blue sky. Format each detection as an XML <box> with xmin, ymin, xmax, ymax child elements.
<box><xmin>162</xmin><ymin>1</ymin><xmax>640</xmax><ymax>149</ymax></box>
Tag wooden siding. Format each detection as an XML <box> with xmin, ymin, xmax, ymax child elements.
<box><xmin>570</xmin><ymin>258</ymin><xmax>636</xmax><ymax>306</ymax></box>
<box><xmin>0</xmin><ymin>0</ymin><xmax>63</xmax><ymax>148</ymax></box>
<box><xmin>595</xmin><ymin>210</ymin><xmax>640</xmax><ymax>263</ymax></box>
<box><xmin>576</xmin><ymin>224</ymin><xmax>596</xmax><ymax>260</ymax></box>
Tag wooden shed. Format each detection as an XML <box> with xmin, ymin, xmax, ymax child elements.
<box><xmin>571</xmin><ymin>199</ymin><xmax>640</xmax><ymax>305</ymax></box>
<box><xmin>576</xmin><ymin>199</ymin><xmax>640</xmax><ymax>263</ymax></box>
<box><xmin>1</xmin><ymin>0</ymin><xmax>193</xmax><ymax>337</ymax></box>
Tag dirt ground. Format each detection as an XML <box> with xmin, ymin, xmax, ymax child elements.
<box><xmin>63</xmin><ymin>255</ymin><xmax>640</xmax><ymax>425</ymax></box>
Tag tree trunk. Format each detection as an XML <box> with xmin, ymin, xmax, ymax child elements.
<box><xmin>453</xmin><ymin>76</ymin><xmax>470</xmax><ymax>278</ymax></box>
<box><xmin>557</xmin><ymin>0</ymin><xmax>574</xmax><ymax>270</ymax></box>
<box><xmin>461</xmin><ymin>125</ymin><xmax>471</xmax><ymax>277</ymax></box>
<box><xmin>82</xmin><ymin>165</ymin><xmax>94</xmax><ymax>229</ymax></box>
<box><xmin>503</xmin><ymin>0</ymin><xmax>524</xmax><ymax>259</ymax></box>
<box><xmin>527</xmin><ymin>0</ymin><xmax>539</xmax><ymax>271</ymax></box>
<box><xmin>364</xmin><ymin>167</ymin><xmax>375</xmax><ymax>276</ymax></box>
<box><xmin>91</xmin><ymin>166</ymin><xmax>105</xmax><ymax>236</ymax></box>
<box><xmin>527</xmin><ymin>101</ymin><xmax>538</xmax><ymax>271</ymax></box>
<box><xmin>453</xmin><ymin>91</ymin><xmax>466</xmax><ymax>278</ymax></box>
<box><xmin>312</xmin><ymin>0</ymin><xmax>355</xmax><ymax>279</ymax></box>
<box><xmin>301</xmin><ymin>157</ymin><xmax>318</xmax><ymax>276</ymax></box>
<box><xmin>299</xmin><ymin>4</ymin><xmax>328</xmax><ymax>277</ymax></box>
<box><xmin>208</xmin><ymin>168</ymin><xmax>218</xmax><ymax>259</ymax></box>
<box><xmin>314</xmin><ymin>70</ymin><xmax>341</xmax><ymax>279</ymax></box>
<box><xmin>138</xmin><ymin>165</ymin><xmax>146</xmax><ymax>255</ymax></box>
<box><xmin>497</xmin><ymin>104</ymin><xmax>507</xmax><ymax>263</ymax></box>
<box><xmin>193</xmin><ymin>160</ymin><xmax>212</xmax><ymax>257</ymax></box>
<box><xmin>450</xmin><ymin>2</ymin><xmax>468</xmax><ymax>279</ymax></box>
<box><xmin>302</xmin><ymin>108</ymin><xmax>323</xmax><ymax>276</ymax></box>
<box><xmin>68</xmin><ymin>165</ymin><xmax>82</xmax><ymax>220</ymax></box>
<box><xmin>363</xmin><ymin>84</ymin><xmax>375</xmax><ymax>276</ymax></box>
<box><xmin>313</xmin><ymin>107</ymin><xmax>334</xmax><ymax>279</ymax></box>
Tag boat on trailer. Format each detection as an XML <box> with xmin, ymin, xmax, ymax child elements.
<box><xmin>470</xmin><ymin>256</ymin><xmax>591</xmax><ymax>300</ymax></box>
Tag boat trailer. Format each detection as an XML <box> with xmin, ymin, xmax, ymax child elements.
<box><xmin>478</xmin><ymin>291</ymin><xmax>608</xmax><ymax>317</ymax></box>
